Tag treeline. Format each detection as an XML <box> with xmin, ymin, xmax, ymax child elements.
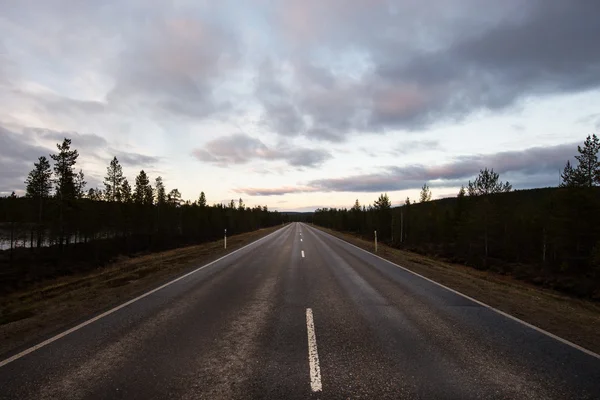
<box><xmin>0</xmin><ymin>138</ymin><xmax>283</xmax><ymax>294</ymax></box>
<box><xmin>313</xmin><ymin>135</ymin><xmax>600</xmax><ymax>298</ymax></box>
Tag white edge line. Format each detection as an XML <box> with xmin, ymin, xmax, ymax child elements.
<box><xmin>306</xmin><ymin>308</ymin><xmax>322</xmax><ymax>392</ymax></box>
<box><xmin>303</xmin><ymin>223</ymin><xmax>600</xmax><ymax>361</ymax></box>
<box><xmin>0</xmin><ymin>224</ymin><xmax>291</xmax><ymax>368</ymax></box>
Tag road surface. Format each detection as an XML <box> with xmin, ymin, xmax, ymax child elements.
<box><xmin>1</xmin><ymin>223</ymin><xmax>599</xmax><ymax>399</ymax></box>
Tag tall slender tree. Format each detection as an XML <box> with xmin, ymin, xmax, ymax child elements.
<box><xmin>75</xmin><ymin>169</ymin><xmax>86</xmax><ymax>199</ymax></box>
<box><xmin>50</xmin><ymin>138</ymin><xmax>79</xmax><ymax>248</ymax></box>
<box><xmin>155</xmin><ymin>176</ymin><xmax>166</xmax><ymax>205</ymax></box>
<box><xmin>121</xmin><ymin>178</ymin><xmax>132</xmax><ymax>203</ymax></box>
<box><xmin>420</xmin><ymin>183</ymin><xmax>432</xmax><ymax>202</ymax></box>
<box><xmin>50</xmin><ymin>138</ymin><xmax>79</xmax><ymax>200</ymax></box>
<box><xmin>25</xmin><ymin>156</ymin><xmax>53</xmax><ymax>248</ymax></box>
<box><xmin>133</xmin><ymin>170</ymin><xmax>153</xmax><ymax>205</ymax></box>
<box><xmin>198</xmin><ymin>191</ymin><xmax>207</xmax><ymax>207</ymax></box>
<box><xmin>104</xmin><ymin>157</ymin><xmax>125</xmax><ymax>202</ymax></box>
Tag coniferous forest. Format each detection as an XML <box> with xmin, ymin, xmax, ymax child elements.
<box><xmin>0</xmin><ymin>138</ymin><xmax>283</xmax><ymax>294</ymax></box>
<box><xmin>312</xmin><ymin>135</ymin><xmax>600</xmax><ymax>299</ymax></box>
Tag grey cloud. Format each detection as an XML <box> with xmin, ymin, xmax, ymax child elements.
<box><xmin>233</xmin><ymin>186</ymin><xmax>319</xmax><ymax>196</ymax></box>
<box><xmin>236</xmin><ymin>142</ymin><xmax>577</xmax><ymax>195</ymax></box>
<box><xmin>0</xmin><ymin>124</ymin><xmax>53</xmax><ymax>192</ymax></box>
<box><xmin>394</xmin><ymin>140</ymin><xmax>440</xmax><ymax>155</ymax></box>
<box><xmin>27</xmin><ymin>127</ymin><xmax>108</xmax><ymax>149</ymax></box>
<box><xmin>193</xmin><ymin>133</ymin><xmax>332</xmax><ymax>168</ymax></box>
<box><xmin>256</xmin><ymin>1</ymin><xmax>600</xmax><ymax>141</ymax></box>
<box><xmin>113</xmin><ymin>151</ymin><xmax>161</xmax><ymax>167</ymax></box>
<box><xmin>0</xmin><ymin>124</ymin><xmax>160</xmax><ymax>192</ymax></box>
<box><xmin>106</xmin><ymin>13</ymin><xmax>239</xmax><ymax>120</ymax></box>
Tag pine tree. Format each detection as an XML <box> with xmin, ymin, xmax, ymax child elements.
<box><xmin>351</xmin><ymin>199</ymin><xmax>361</xmax><ymax>211</ymax></box>
<box><xmin>155</xmin><ymin>176</ymin><xmax>166</xmax><ymax>205</ymax></box>
<box><xmin>467</xmin><ymin>168</ymin><xmax>512</xmax><ymax>196</ymax></box>
<box><xmin>121</xmin><ymin>178</ymin><xmax>132</xmax><ymax>203</ymax></box>
<box><xmin>25</xmin><ymin>156</ymin><xmax>53</xmax><ymax>248</ymax></box>
<box><xmin>420</xmin><ymin>183</ymin><xmax>432</xmax><ymax>202</ymax></box>
<box><xmin>198</xmin><ymin>191</ymin><xmax>207</xmax><ymax>207</ymax></box>
<box><xmin>104</xmin><ymin>157</ymin><xmax>125</xmax><ymax>202</ymax></box>
<box><xmin>168</xmin><ymin>188</ymin><xmax>182</xmax><ymax>206</ymax></box>
<box><xmin>50</xmin><ymin>138</ymin><xmax>79</xmax><ymax>200</ymax></box>
<box><xmin>75</xmin><ymin>169</ymin><xmax>86</xmax><ymax>199</ymax></box>
<box><xmin>374</xmin><ymin>193</ymin><xmax>391</xmax><ymax>210</ymax></box>
<box><xmin>560</xmin><ymin>160</ymin><xmax>576</xmax><ymax>187</ymax></box>
<box><xmin>238</xmin><ymin>198</ymin><xmax>245</xmax><ymax>210</ymax></box>
<box><xmin>134</xmin><ymin>170</ymin><xmax>153</xmax><ymax>205</ymax></box>
<box><xmin>25</xmin><ymin>156</ymin><xmax>53</xmax><ymax>199</ymax></box>
<box><xmin>457</xmin><ymin>185</ymin><xmax>466</xmax><ymax>198</ymax></box>
<box><xmin>572</xmin><ymin>134</ymin><xmax>600</xmax><ymax>187</ymax></box>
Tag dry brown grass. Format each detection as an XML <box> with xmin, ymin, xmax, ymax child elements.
<box><xmin>315</xmin><ymin>226</ymin><xmax>600</xmax><ymax>355</ymax></box>
<box><xmin>0</xmin><ymin>226</ymin><xmax>283</xmax><ymax>356</ymax></box>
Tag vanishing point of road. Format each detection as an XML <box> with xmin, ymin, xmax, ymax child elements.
<box><xmin>1</xmin><ymin>223</ymin><xmax>599</xmax><ymax>399</ymax></box>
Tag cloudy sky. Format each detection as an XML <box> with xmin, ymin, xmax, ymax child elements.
<box><xmin>1</xmin><ymin>0</ymin><xmax>599</xmax><ymax>210</ymax></box>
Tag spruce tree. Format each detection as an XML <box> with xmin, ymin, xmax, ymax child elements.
<box><xmin>198</xmin><ymin>191</ymin><xmax>207</xmax><ymax>207</ymax></box>
<box><xmin>560</xmin><ymin>160</ymin><xmax>576</xmax><ymax>187</ymax></box>
<box><xmin>50</xmin><ymin>138</ymin><xmax>79</xmax><ymax>200</ymax></box>
<box><xmin>155</xmin><ymin>176</ymin><xmax>166</xmax><ymax>205</ymax></box>
<box><xmin>25</xmin><ymin>156</ymin><xmax>53</xmax><ymax>199</ymax></box>
<box><xmin>121</xmin><ymin>178</ymin><xmax>132</xmax><ymax>203</ymax></box>
<box><xmin>25</xmin><ymin>156</ymin><xmax>53</xmax><ymax>247</ymax></box>
<box><xmin>572</xmin><ymin>134</ymin><xmax>600</xmax><ymax>187</ymax></box>
<box><xmin>134</xmin><ymin>170</ymin><xmax>152</xmax><ymax>205</ymax></box>
<box><xmin>104</xmin><ymin>157</ymin><xmax>125</xmax><ymax>202</ymax></box>
<box><xmin>75</xmin><ymin>169</ymin><xmax>86</xmax><ymax>199</ymax></box>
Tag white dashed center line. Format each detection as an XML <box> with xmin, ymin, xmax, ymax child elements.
<box><xmin>301</xmin><ymin>250</ymin><xmax>305</xmax><ymax>258</ymax></box>
<box><xmin>306</xmin><ymin>308</ymin><xmax>322</xmax><ymax>392</ymax></box>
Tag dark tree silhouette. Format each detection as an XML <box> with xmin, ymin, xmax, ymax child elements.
<box><xmin>467</xmin><ymin>168</ymin><xmax>512</xmax><ymax>196</ymax></box>
<box><xmin>104</xmin><ymin>157</ymin><xmax>125</xmax><ymax>202</ymax></box>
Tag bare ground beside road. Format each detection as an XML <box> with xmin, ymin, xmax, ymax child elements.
<box><xmin>0</xmin><ymin>225</ymin><xmax>284</xmax><ymax>357</ymax></box>
<box><xmin>313</xmin><ymin>225</ymin><xmax>600</xmax><ymax>356</ymax></box>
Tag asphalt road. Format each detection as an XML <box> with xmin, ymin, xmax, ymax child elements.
<box><xmin>1</xmin><ymin>222</ymin><xmax>600</xmax><ymax>399</ymax></box>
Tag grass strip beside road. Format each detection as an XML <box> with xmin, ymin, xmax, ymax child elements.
<box><xmin>0</xmin><ymin>225</ymin><xmax>285</xmax><ymax>357</ymax></box>
<box><xmin>312</xmin><ymin>225</ymin><xmax>600</xmax><ymax>356</ymax></box>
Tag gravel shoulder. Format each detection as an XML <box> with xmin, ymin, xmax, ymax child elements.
<box><xmin>312</xmin><ymin>225</ymin><xmax>600</xmax><ymax>356</ymax></box>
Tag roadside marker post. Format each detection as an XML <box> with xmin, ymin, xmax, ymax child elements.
<box><xmin>224</xmin><ymin>229</ymin><xmax>227</xmax><ymax>249</ymax></box>
<box><xmin>374</xmin><ymin>230</ymin><xmax>378</xmax><ymax>253</ymax></box>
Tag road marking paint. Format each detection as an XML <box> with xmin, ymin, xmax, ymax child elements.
<box><xmin>306</xmin><ymin>308</ymin><xmax>322</xmax><ymax>392</ymax></box>
<box><xmin>301</xmin><ymin>250</ymin><xmax>305</xmax><ymax>258</ymax></box>
<box><xmin>302</xmin><ymin>223</ymin><xmax>600</xmax><ymax>361</ymax></box>
<box><xmin>301</xmin><ymin>238</ymin><xmax>303</xmax><ymax>242</ymax></box>
<box><xmin>0</xmin><ymin>225</ymin><xmax>291</xmax><ymax>369</ymax></box>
